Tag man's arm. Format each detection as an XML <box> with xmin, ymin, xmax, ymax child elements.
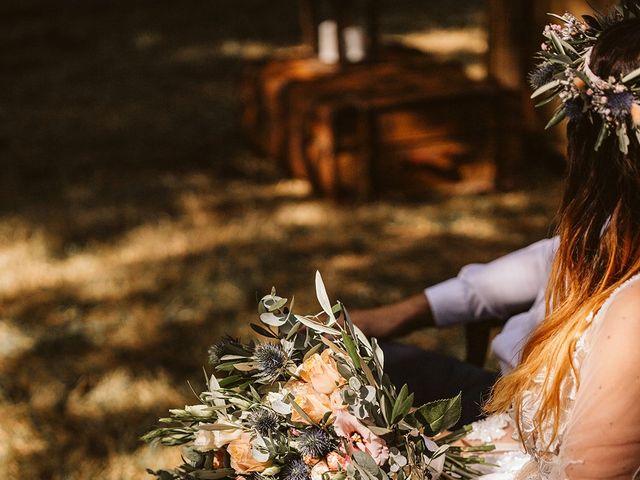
<box><xmin>347</xmin><ymin>293</ymin><xmax>435</xmax><ymax>339</ymax></box>
<box><xmin>350</xmin><ymin>237</ymin><xmax>558</xmax><ymax>338</ymax></box>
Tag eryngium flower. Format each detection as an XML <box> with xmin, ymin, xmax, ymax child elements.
<box><xmin>281</xmin><ymin>458</ymin><xmax>310</xmax><ymax>480</ymax></box>
<box><xmin>208</xmin><ymin>336</ymin><xmax>241</xmax><ymax>365</ymax></box>
<box><xmin>253</xmin><ymin>343</ymin><xmax>287</xmax><ymax>381</ymax></box>
<box><xmin>565</xmin><ymin>98</ymin><xmax>585</xmax><ymax>120</ymax></box>
<box><xmin>529</xmin><ymin>62</ymin><xmax>560</xmax><ymax>90</ymax></box>
<box><xmin>607</xmin><ymin>90</ymin><xmax>635</xmax><ymax>118</ymax></box>
<box><xmin>296</xmin><ymin>428</ymin><xmax>336</xmax><ymax>459</ymax></box>
<box><xmin>248</xmin><ymin>408</ymin><xmax>280</xmax><ymax>436</ymax></box>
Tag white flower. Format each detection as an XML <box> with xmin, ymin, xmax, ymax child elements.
<box><xmin>185</xmin><ymin>404</ymin><xmax>212</xmax><ymax>417</ymax></box>
<box><xmin>266</xmin><ymin>390</ymin><xmax>292</xmax><ymax>415</ymax></box>
<box><xmin>195</xmin><ymin>420</ymin><xmax>243</xmax><ymax>451</ymax></box>
<box><xmin>422</xmin><ymin>437</ymin><xmax>446</xmax><ymax>479</ymax></box>
<box><xmin>193</xmin><ymin>429</ymin><xmax>217</xmax><ymax>452</ymax></box>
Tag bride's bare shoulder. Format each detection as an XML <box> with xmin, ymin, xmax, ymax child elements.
<box><xmin>601</xmin><ymin>278</ymin><xmax>640</xmax><ymax>331</ymax></box>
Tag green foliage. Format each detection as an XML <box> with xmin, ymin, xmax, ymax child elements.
<box><xmin>410</xmin><ymin>393</ymin><xmax>462</xmax><ymax>437</ymax></box>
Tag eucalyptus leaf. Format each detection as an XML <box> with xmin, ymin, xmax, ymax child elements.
<box><xmin>617</xmin><ymin>123</ymin><xmax>630</xmax><ymax>154</ymax></box>
<box><xmin>371</xmin><ymin>339</ymin><xmax>384</xmax><ymax>369</ymax></box>
<box><xmin>546</xmin><ymin>13</ymin><xmax>568</xmax><ymax>23</ymax></box>
<box><xmin>260</xmin><ymin>312</ymin><xmax>287</xmax><ymax>327</ymax></box>
<box><xmin>315</xmin><ymin>271</ymin><xmax>336</xmax><ymax>324</ymax></box>
<box><xmin>359</xmin><ymin>360</ymin><xmax>378</xmax><ymax>388</ymax></box>
<box><xmin>217</xmin><ymin>375</ymin><xmax>243</xmax><ymax>388</ymax></box>
<box><xmin>289</xmin><ymin>397</ymin><xmax>316</xmax><ymax>425</ymax></box>
<box><xmin>595</xmin><ymin>122</ymin><xmax>610</xmax><ymax>151</ymax></box>
<box><xmin>544</xmin><ymin>107</ymin><xmax>567</xmax><ymax>129</ymax></box>
<box><xmin>549</xmin><ymin>32</ymin><xmax>565</xmax><ymax>56</ymax></box>
<box><xmin>622</xmin><ymin>66</ymin><xmax>640</xmax><ymax>83</ymax></box>
<box><xmin>531</xmin><ymin>79</ymin><xmax>561</xmax><ymax>99</ymax></box>
<box><xmin>368</xmin><ymin>425</ymin><xmax>393</xmax><ymax>436</ymax></box>
<box><xmin>234</xmin><ymin>362</ymin><xmax>257</xmax><ymax>372</ymax></box>
<box><xmin>250</xmin><ymin>323</ymin><xmax>278</xmax><ymax>339</ymax></box>
<box><xmin>391</xmin><ymin>385</ymin><xmax>414</xmax><ymax>423</ymax></box>
<box><xmin>302</xmin><ymin>342</ymin><xmax>323</xmax><ymax>361</ymax></box>
<box><xmin>294</xmin><ymin>315</ymin><xmax>341</xmax><ymax>336</ymax></box>
<box><xmin>321</xmin><ymin>335</ymin><xmax>350</xmax><ymax>357</ymax></box>
<box><xmin>342</xmin><ymin>331</ymin><xmax>362</xmax><ymax>369</ymax></box>
<box><xmin>535</xmin><ymin>94</ymin><xmax>560</xmax><ymax>108</ymax></box>
<box><xmin>285</xmin><ymin>320</ymin><xmax>302</xmax><ymax>340</ymax></box>
<box><xmin>352</xmin><ymin>451</ymin><xmax>383</xmax><ymax>479</ymax></box>
<box><xmin>558</xmin><ymin>36</ymin><xmax>579</xmax><ymax>56</ymax></box>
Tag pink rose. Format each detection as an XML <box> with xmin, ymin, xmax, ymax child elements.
<box><xmin>333</xmin><ymin>411</ymin><xmax>389</xmax><ymax>466</ymax></box>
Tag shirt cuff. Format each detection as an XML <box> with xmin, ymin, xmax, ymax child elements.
<box><xmin>425</xmin><ymin>278</ymin><xmax>473</xmax><ymax>328</ymax></box>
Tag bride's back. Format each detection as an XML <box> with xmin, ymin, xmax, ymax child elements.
<box><xmin>484</xmin><ymin>8</ymin><xmax>640</xmax><ymax>479</ymax></box>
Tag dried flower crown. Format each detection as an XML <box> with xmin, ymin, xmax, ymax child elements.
<box><xmin>530</xmin><ymin>2</ymin><xmax>640</xmax><ymax>153</ymax></box>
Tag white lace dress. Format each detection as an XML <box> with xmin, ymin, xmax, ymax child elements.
<box><xmin>468</xmin><ymin>274</ymin><xmax>640</xmax><ymax>480</ymax></box>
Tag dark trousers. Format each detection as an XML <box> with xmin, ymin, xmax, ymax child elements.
<box><xmin>380</xmin><ymin>341</ymin><xmax>500</xmax><ymax>427</ymax></box>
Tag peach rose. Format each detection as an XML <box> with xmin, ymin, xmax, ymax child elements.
<box><xmin>288</xmin><ymin>381</ymin><xmax>332</xmax><ymax>424</ymax></box>
<box><xmin>326</xmin><ymin>451</ymin><xmax>350</xmax><ymax>471</ymax></box>
<box><xmin>310</xmin><ymin>460</ymin><xmax>330</xmax><ymax>480</ymax></box>
<box><xmin>227</xmin><ymin>433</ymin><xmax>272</xmax><ymax>474</ymax></box>
<box><xmin>329</xmin><ymin>389</ymin><xmax>347</xmax><ymax>411</ymax></box>
<box><xmin>299</xmin><ymin>350</ymin><xmax>345</xmax><ymax>395</ymax></box>
<box><xmin>631</xmin><ymin>103</ymin><xmax>640</xmax><ymax>127</ymax></box>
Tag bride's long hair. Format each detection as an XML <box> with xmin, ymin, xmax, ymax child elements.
<box><xmin>485</xmin><ymin>19</ymin><xmax>640</xmax><ymax>446</ymax></box>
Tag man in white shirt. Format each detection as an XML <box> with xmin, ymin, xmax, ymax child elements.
<box><xmin>349</xmin><ymin>237</ymin><xmax>558</xmax><ymax>425</ymax></box>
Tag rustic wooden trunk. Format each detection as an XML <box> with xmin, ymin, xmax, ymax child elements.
<box><xmin>288</xmin><ymin>68</ymin><xmax>505</xmax><ymax>199</ymax></box>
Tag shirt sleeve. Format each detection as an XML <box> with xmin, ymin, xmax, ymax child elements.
<box><xmin>555</xmin><ymin>282</ymin><xmax>640</xmax><ymax>479</ymax></box>
<box><xmin>425</xmin><ymin>237</ymin><xmax>558</xmax><ymax>327</ymax></box>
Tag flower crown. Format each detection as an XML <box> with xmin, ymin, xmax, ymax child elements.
<box><xmin>530</xmin><ymin>2</ymin><xmax>640</xmax><ymax>153</ymax></box>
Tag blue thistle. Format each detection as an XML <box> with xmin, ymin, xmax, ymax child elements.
<box><xmin>296</xmin><ymin>428</ymin><xmax>336</xmax><ymax>459</ymax></box>
<box><xmin>564</xmin><ymin>98</ymin><xmax>585</xmax><ymax>120</ymax></box>
<box><xmin>248</xmin><ymin>408</ymin><xmax>280</xmax><ymax>436</ymax></box>
<box><xmin>281</xmin><ymin>458</ymin><xmax>310</xmax><ymax>480</ymax></box>
<box><xmin>529</xmin><ymin>62</ymin><xmax>560</xmax><ymax>90</ymax></box>
<box><xmin>253</xmin><ymin>343</ymin><xmax>287</xmax><ymax>381</ymax></box>
<box><xmin>208</xmin><ymin>336</ymin><xmax>241</xmax><ymax>365</ymax></box>
<box><xmin>606</xmin><ymin>90</ymin><xmax>635</xmax><ymax>118</ymax></box>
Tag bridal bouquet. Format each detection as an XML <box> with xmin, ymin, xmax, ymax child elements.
<box><xmin>144</xmin><ymin>273</ymin><xmax>492</xmax><ymax>480</ymax></box>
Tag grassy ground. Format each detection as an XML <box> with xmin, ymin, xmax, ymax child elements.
<box><xmin>0</xmin><ymin>1</ymin><xmax>561</xmax><ymax>478</ymax></box>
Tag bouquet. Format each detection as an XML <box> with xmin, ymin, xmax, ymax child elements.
<box><xmin>143</xmin><ymin>273</ymin><xmax>492</xmax><ymax>480</ymax></box>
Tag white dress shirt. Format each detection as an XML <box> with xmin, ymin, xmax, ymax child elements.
<box><xmin>425</xmin><ymin>237</ymin><xmax>559</xmax><ymax>373</ymax></box>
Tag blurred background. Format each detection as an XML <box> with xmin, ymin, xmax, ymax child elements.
<box><xmin>0</xmin><ymin>0</ymin><xmax>614</xmax><ymax>478</ymax></box>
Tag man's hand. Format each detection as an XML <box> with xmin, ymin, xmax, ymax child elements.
<box><xmin>347</xmin><ymin>293</ymin><xmax>435</xmax><ymax>339</ymax></box>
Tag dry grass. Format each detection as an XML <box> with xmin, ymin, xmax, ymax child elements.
<box><xmin>0</xmin><ymin>1</ymin><xmax>561</xmax><ymax>478</ymax></box>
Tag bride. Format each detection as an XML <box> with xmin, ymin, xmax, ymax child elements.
<box><xmin>475</xmin><ymin>4</ymin><xmax>640</xmax><ymax>479</ymax></box>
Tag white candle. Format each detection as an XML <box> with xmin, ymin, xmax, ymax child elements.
<box><xmin>344</xmin><ymin>25</ymin><xmax>366</xmax><ymax>63</ymax></box>
<box><xmin>318</xmin><ymin>20</ymin><xmax>339</xmax><ymax>64</ymax></box>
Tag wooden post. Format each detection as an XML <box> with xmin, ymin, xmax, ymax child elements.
<box><xmin>299</xmin><ymin>0</ymin><xmax>319</xmax><ymax>53</ymax></box>
<box><xmin>365</xmin><ymin>0</ymin><xmax>380</xmax><ymax>63</ymax></box>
